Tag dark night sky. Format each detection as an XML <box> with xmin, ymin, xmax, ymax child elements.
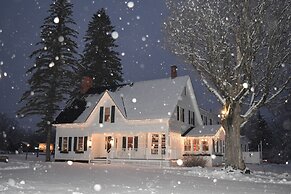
<box><xmin>0</xmin><ymin>0</ymin><xmax>220</xmax><ymax>130</ymax></box>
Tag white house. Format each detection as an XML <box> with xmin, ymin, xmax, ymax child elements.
<box><xmin>53</xmin><ymin>66</ymin><xmax>225</xmax><ymax>166</ymax></box>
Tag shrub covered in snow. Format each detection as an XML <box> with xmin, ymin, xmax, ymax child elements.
<box><xmin>182</xmin><ymin>156</ymin><xmax>207</xmax><ymax>167</ymax></box>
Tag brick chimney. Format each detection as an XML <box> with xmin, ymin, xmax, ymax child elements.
<box><xmin>171</xmin><ymin>65</ymin><xmax>177</xmax><ymax>79</ymax></box>
<box><xmin>80</xmin><ymin>76</ymin><xmax>93</xmax><ymax>94</ymax></box>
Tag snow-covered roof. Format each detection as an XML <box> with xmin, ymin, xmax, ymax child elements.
<box><xmin>55</xmin><ymin>76</ymin><xmax>190</xmax><ymax>123</ymax></box>
<box><xmin>184</xmin><ymin>125</ymin><xmax>222</xmax><ymax>137</ymax></box>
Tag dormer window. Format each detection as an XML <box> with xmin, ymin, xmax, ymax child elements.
<box><xmin>99</xmin><ymin>106</ymin><xmax>115</xmax><ymax>123</ymax></box>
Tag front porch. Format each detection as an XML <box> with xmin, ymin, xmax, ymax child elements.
<box><xmin>90</xmin><ymin>132</ymin><xmax>171</xmax><ymax>160</ymax></box>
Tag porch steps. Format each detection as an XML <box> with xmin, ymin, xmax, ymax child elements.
<box><xmin>90</xmin><ymin>158</ymin><xmax>172</xmax><ymax>167</ymax></box>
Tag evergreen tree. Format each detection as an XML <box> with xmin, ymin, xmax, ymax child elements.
<box><xmin>81</xmin><ymin>8</ymin><xmax>123</xmax><ymax>88</ymax></box>
<box><xmin>18</xmin><ymin>0</ymin><xmax>79</xmax><ymax>161</ymax></box>
<box><xmin>248</xmin><ymin>111</ymin><xmax>273</xmax><ymax>158</ymax></box>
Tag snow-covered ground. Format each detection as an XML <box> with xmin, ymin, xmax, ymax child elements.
<box><xmin>0</xmin><ymin>154</ymin><xmax>290</xmax><ymax>194</ymax></box>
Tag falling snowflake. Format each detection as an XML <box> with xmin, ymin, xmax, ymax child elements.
<box><xmin>0</xmin><ymin>61</ymin><xmax>3</xmax><ymax>65</ymax></box>
<box><xmin>121</xmin><ymin>52</ymin><xmax>125</xmax><ymax>56</ymax></box>
<box><xmin>54</xmin><ymin>17</ymin><xmax>59</xmax><ymax>24</ymax></box>
<box><xmin>176</xmin><ymin>159</ymin><xmax>183</xmax><ymax>166</ymax></box>
<box><xmin>93</xmin><ymin>184</ymin><xmax>102</xmax><ymax>191</ymax></box>
<box><xmin>242</xmin><ymin>83</ymin><xmax>248</xmax><ymax>89</ymax></box>
<box><xmin>67</xmin><ymin>161</ymin><xmax>73</xmax><ymax>165</ymax></box>
<box><xmin>58</xmin><ymin>36</ymin><xmax>64</xmax><ymax>42</ymax></box>
<box><xmin>132</xmin><ymin>98</ymin><xmax>137</xmax><ymax>103</ymax></box>
<box><xmin>127</xmin><ymin>1</ymin><xmax>134</xmax><ymax>8</ymax></box>
<box><xmin>141</xmin><ymin>36</ymin><xmax>146</xmax><ymax>41</ymax></box>
<box><xmin>211</xmin><ymin>154</ymin><xmax>216</xmax><ymax>159</ymax></box>
<box><xmin>111</xmin><ymin>31</ymin><xmax>119</xmax><ymax>39</ymax></box>
<box><xmin>49</xmin><ymin>62</ymin><xmax>55</xmax><ymax>68</ymax></box>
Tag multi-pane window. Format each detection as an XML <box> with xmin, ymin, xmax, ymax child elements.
<box><xmin>74</xmin><ymin>136</ymin><xmax>88</xmax><ymax>152</ymax></box>
<box><xmin>151</xmin><ymin>134</ymin><xmax>159</xmax><ymax>154</ymax></box>
<box><xmin>184</xmin><ymin>139</ymin><xmax>191</xmax><ymax>151</ymax></box>
<box><xmin>63</xmin><ymin>137</ymin><xmax>68</xmax><ymax>152</ymax></box>
<box><xmin>105</xmin><ymin>107</ymin><xmax>110</xmax><ymax>122</ymax></box>
<box><xmin>99</xmin><ymin>106</ymin><xmax>116</xmax><ymax>123</ymax></box>
<box><xmin>128</xmin><ymin>137</ymin><xmax>133</xmax><ymax>150</ymax></box>
<box><xmin>202</xmin><ymin>140</ymin><xmax>209</xmax><ymax>151</ymax></box>
<box><xmin>122</xmin><ymin>136</ymin><xmax>138</xmax><ymax>151</ymax></box>
<box><xmin>193</xmin><ymin>139</ymin><xmax>200</xmax><ymax>151</ymax></box>
<box><xmin>161</xmin><ymin>134</ymin><xmax>166</xmax><ymax>155</ymax></box>
<box><xmin>78</xmin><ymin>137</ymin><xmax>84</xmax><ymax>151</ymax></box>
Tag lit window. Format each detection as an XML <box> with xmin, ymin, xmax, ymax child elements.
<box><xmin>151</xmin><ymin>134</ymin><xmax>159</xmax><ymax>154</ymax></box>
<box><xmin>128</xmin><ymin>137</ymin><xmax>133</xmax><ymax>150</ymax></box>
<box><xmin>74</xmin><ymin>136</ymin><xmax>87</xmax><ymax>152</ymax></box>
<box><xmin>77</xmin><ymin>137</ymin><xmax>84</xmax><ymax>151</ymax></box>
<box><xmin>193</xmin><ymin>139</ymin><xmax>200</xmax><ymax>152</ymax></box>
<box><xmin>202</xmin><ymin>140</ymin><xmax>209</xmax><ymax>151</ymax></box>
<box><xmin>100</xmin><ymin>106</ymin><xmax>115</xmax><ymax>123</ymax></box>
<box><xmin>105</xmin><ymin>107</ymin><xmax>110</xmax><ymax>122</ymax></box>
<box><xmin>184</xmin><ymin>139</ymin><xmax>191</xmax><ymax>151</ymax></box>
<box><xmin>105</xmin><ymin>136</ymin><xmax>112</xmax><ymax>152</ymax></box>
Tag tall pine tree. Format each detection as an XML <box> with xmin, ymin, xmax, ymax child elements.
<box><xmin>18</xmin><ymin>0</ymin><xmax>79</xmax><ymax>161</ymax></box>
<box><xmin>81</xmin><ymin>8</ymin><xmax>123</xmax><ymax>88</ymax></box>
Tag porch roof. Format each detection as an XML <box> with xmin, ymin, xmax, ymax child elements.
<box><xmin>183</xmin><ymin>125</ymin><xmax>222</xmax><ymax>137</ymax></box>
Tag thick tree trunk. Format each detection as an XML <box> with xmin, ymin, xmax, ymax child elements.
<box><xmin>45</xmin><ymin>126</ymin><xmax>51</xmax><ymax>162</ymax></box>
<box><xmin>222</xmin><ymin>102</ymin><xmax>246</xmax><ymax>170</ymax></box>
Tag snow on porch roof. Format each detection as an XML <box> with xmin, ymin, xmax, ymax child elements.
<box><xmin>55</xmin><ymin>75</ymin><xmax>190</xmax><ymax>124</ymax></box>
<box><xmin>184</xmin><ymin>125</ymin><xmax>222</xmax><ymax>137</ymax></box>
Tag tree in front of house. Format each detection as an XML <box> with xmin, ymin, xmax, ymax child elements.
<box><xmin>164</xmin><ymin>0</ymin><xmax>291</xmax><ymax>169</ymax></box>
<box><xmin>18</xmin><ymin>0</ymin><xmax>79</xmax><ymax>161</ymax></box>
<box><xmin>80</xmin><ymin>8</ymin><xmax>123</xmax><ymax>88</ymax></box>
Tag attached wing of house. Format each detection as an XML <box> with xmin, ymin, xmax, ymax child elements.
<box><xmin>53</xmin><ymin>74</ymin><xmax>225</xmax><ymax>167</ymax></box>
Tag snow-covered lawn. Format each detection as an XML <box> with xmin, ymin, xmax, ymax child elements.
<box><xmin>0</xmin><ymin>154</ymin><xmax>290</xmax><ymax>194</ymax></box>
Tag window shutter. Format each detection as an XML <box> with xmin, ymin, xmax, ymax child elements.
<box><xmin>177</xmin><ymin>106</ymin><xmax>179</xmax><ymax>121</ymax></box>
<box><xmin>122</xmin><ymin>136</ymin><xmax>126</xmax><ymax>149</ymax></box>
<box><xmin>99</xmin><ymin>107</ymin><xmax>104</xmax><ymax>123</ymax></box>
<box><xmin>68</xmin><ymin>137</ymin><xmax>72</xmax><ymax>151</ymax></box>
<box><xmin>134</xmin><ymin>136</ymin><xmax>138</xmax><ymax>149</ymax></box>
<box><xmin>58</xmin><ymin>137</ymin><xmax>62</xmax><ymax>151</ymax></box>
<box><xmin>84</xmin><ymin>136</ymin><xmax>88</xmax><ymax>151</ymax></box>
<box><xmin>111</xmin><ymin>106</ymin><xmax>115</xmax><ymax>123</ymax></box>
<box><xmin>74</xmin><ymin>137</ymin><xmax>77</xmax><ymax>151</ymax></box>
<box><xmin>192</xmin><ymin>112</ymin><xmax>195</xmax><ymax>126</ymax></box>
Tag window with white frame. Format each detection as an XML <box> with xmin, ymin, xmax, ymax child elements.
<box><xmin>193</xmin><ymin>139</ymin><xmax>200</xmax><ymax>152</ymax></box>
<box><xmin>202</xmin><ymin>140</ymin><xmax>209</xmax><ymax>151</ymax></box>
<box><xmin>63</xmin><ymin>137</ymin><xmax>68</xmax><ymax>152</ymax></box>
<box><xmin>99</xmin><ymin>106</ymin><xmax>116</xmax><ymax>123</ymax></box>
<box><xmin>151</xmin><ymin>134</ymin><xmax>159</xmax><ymax>154</ymax></box>
<box><xmin>74</xmin><ymin>136</ymin><xmax>87</xmax><ymax>152</ymax></box>
<box><xmin>121</xmin><ymin>136</ymin><xmax>138</xmax><ymax>151</ymax></box>
<box><xmin>184</xmin><ymin>138</ymin><xmax>191</xmax><ymax>151</ymax></box>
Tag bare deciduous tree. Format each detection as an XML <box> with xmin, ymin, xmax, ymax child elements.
<box><xmin>164</xmin><ymin>0</ymin><xmax>291</xmax><ymax>169</ymax></box>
